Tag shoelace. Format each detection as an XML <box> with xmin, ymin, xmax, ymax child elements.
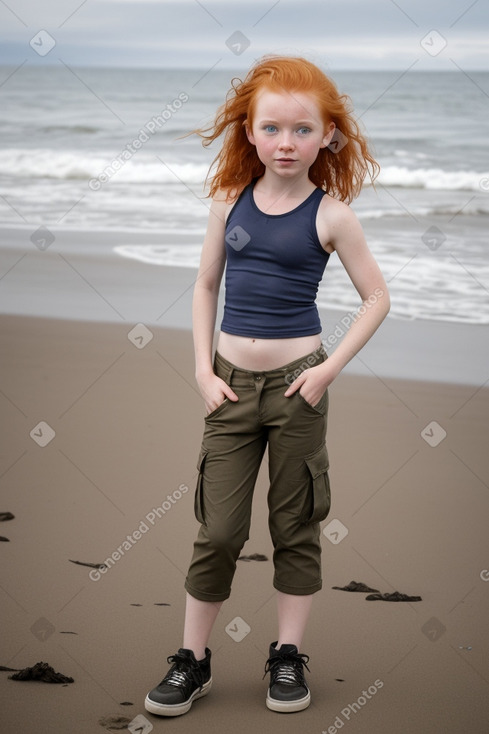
<box><xmin>162</xmin><ymin>652</ymin><xmax>204</xmax><ymax>691</ymax></box>
<box><xmin>264</xmin><ymin>651</ymin><xmax>310</xmax><ymax>686</ymax></box>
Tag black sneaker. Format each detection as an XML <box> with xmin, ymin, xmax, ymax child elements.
<box><xmin>264</xmin><ymin>642</ymin><xmax>311</xmax><ymax>713</ymax></box>
<box><xmin>144</xmin><ymin>648</ymin><xmax>212</xmax><ymax>717</ymax></box>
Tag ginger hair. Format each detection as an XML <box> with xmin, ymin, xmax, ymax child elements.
<box><xmin>193</xmin><ymin>55</ymin><xmax>379</xmax><ymax>204</ymax></box>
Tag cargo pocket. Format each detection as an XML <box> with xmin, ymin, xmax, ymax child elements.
<box><xmin>194</xmin><ymin>447</ymin><xmax>208</xmax><ymax>525</ymax></box>
<box><xmin>301</xmin><ymin>444</ymin><xmax>331</xmax><ymax>525</ymax></box>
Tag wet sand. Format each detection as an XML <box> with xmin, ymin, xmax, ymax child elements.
<box><xmin>1</xmin><ymin>314</ymin><xmax>488</xmax><ymax>733</ymax></box>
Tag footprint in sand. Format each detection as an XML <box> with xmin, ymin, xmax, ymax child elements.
<box><xmin>98</xmin><ymin>714</ymin><xmax>132</xmax><ymax>730</ymax></box>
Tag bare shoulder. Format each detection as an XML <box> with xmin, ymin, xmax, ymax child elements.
<box><xmin>201</xmin><ymin>187</ymin><xmax>241</xmax><ymax>258</ymax></box>
<box><xmin>317</xmin><ymin>193</ymin><xmax>364</xmax><ymax>254</ymax></box>
<box><xmin>208</xmin><ymin>191</ymin><xmax>228</xmax><ymax>220</ymax></box>
<box><xmin>211</xmin><ymin>188</ymin><xmax>240</xmax><ymax>223</ymax></box>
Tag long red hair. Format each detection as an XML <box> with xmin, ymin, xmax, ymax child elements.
<box><xmin>194</xmin><ymin>55</ymin><xmax>379</xmax><ymax>204</ymax></box>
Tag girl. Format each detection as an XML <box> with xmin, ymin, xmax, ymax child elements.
<box><xmin>145</xmin><ymin>55</ymin><xmax>389</xmax><ymax>717</ymax></box>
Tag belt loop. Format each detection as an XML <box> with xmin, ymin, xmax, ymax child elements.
<box><xmin>227</xmin><ymin>364</ymin><xmax>235</xmax><ymax>384</ymax></box>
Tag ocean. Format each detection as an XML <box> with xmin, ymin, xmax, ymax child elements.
<box><xmin>0</xmin><ymin>65</ymin><xmax>488</xmax><ymax>324</ymax></box>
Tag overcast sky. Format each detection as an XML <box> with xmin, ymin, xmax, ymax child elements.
<box><xmin>1</xmin><ymin>0</ymin><xmax>488</xmax><ymax>70</ymax></box>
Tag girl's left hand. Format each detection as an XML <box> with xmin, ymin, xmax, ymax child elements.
<box><xmin>283</xmin><ymin>365</ymin><xmax>333</xmax><ymax>407</ymax></box>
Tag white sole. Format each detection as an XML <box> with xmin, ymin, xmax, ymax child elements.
<box><xmin>144</xmin><ymin>677</ymin><xmax>212</xmax><ymax>717</ymax></box>
<box><xmin>266</xmin><ymin>689</ymin><xmax>311</xmax><ymax>713</ymax></box>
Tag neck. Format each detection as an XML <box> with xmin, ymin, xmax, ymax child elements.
<box><xmin>255</xmin><ymin>170</ymin><xmax>315</xmax><ymax>199</ymax></box>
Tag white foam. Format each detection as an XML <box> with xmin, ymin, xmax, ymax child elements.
<box><xmin>1</xmin><ymin>149</ymin><xmax>488</xmax><ymax>194</ymax></box>
<box><xmin>377</xmin><ymin>166</ymin><xmax>489</xmax><ymax>192</ymax></box>
<box><xmin>114</xmin><ymin>244</ymin><xmax>202</xmax><ymax>267</ymax></box>
<box><xmin>0</xmin><ymin>148</ymin><xmax>208</xmax><ymax>184</ymax></box>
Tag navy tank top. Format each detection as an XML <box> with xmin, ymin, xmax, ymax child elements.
<box><xmin>220</xmin><ymin>179</ymin><xmax>330</xmax><ymax>338</ymax></box>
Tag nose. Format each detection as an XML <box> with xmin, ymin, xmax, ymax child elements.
<box><xmin>278</xmin><ymin>132</ymin><xmax>294</xmax><ymax>150</ymax></box>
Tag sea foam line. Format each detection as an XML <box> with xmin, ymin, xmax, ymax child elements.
<box><xmin>1</xmin><ymin>149</ymin><xmax>488</xmax><ymax>192</ymax></box>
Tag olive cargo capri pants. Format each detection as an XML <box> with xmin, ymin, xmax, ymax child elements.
<box><xmin>184</xmin><ymin>347</ymin><xmax>331</xmax><ymax>602</ymax></box>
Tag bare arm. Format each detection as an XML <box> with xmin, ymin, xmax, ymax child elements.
<box><xmin>192</xmin><ymin>196</ymin><xmax>239</xmax><ymax>413</ymax></box>
<box><xmin>322</xmin><ymin>201</ymin><xmax>390</xmax><ymax>377</ymax></box>
<box><xmin>285</xmin><ymin>201</ymin><xmax>390</xmax><ymax>403</ymax></box>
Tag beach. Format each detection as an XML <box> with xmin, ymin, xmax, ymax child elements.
<box><xmin>1</xmin><ymin>62</ymin><xmax>489</xmax><ymax>733</ymax></box>
<box><xmin>1</xmin><ymin>296</ymin><xmax>489</xmax><ymax>733</ymax></box>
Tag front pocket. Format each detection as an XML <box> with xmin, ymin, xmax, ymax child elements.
<box><xmin>204</xmin><ymin>397</ymin><xmax>229</xmax><ymax>421</ymax></box>
<box><xmin>194</xmin><ymin>447</ymin><xmax>208</xmax><ymax>525</ymax></box>
<box><xmin>298</xmin><ymin>389</ymin><xmax>328</xmax><ymax>416</ymax></box>
<box><xmin>301</xmin><ymin>444</ymin><xmax>331</xmax><ymax>524</ymax></box>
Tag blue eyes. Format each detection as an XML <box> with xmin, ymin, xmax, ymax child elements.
<box><xmin>262</xmin><ymin>125</ymin><xmax>311</xmax><ymax>135</ymax></box>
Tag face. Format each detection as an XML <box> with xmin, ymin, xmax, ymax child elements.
<box><xmin>245</xmin><ymin>89</ymin><xmax>335</xmax><ymax>179</ymax></box>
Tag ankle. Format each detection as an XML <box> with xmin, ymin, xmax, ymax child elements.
<box><xmin>276</xmin><ymin>640</ymin><xmax>301</xmax><ymax>651</ymax></box>
<box><xmin>184</xmin><ymin>647</ymin><xmax>206</xmax><ymax>662</ymax></box>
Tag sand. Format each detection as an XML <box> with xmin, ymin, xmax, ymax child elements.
<box><xmin>1</xmin><ymin>314</ymin><xmax>489</xmax><ymax>734</ymax></box>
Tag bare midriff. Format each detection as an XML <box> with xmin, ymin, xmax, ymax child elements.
<box><xmin>216</xmin><ymin>331</ymin><xmax>322</xmax><ymax>371</ymax></box>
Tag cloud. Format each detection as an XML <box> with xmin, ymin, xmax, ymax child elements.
<box><xmin>1</xmin><ymin>0</ymin><xmax>487</xmax><ymax>69</ymax></box>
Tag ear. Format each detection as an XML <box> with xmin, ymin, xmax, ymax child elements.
<box><xmin>320</xmin><ymin>121</ymin><xmax>336</xmax><ymax>149</ymax></box>
<box><xmin>244</xmin><ymin>120</ymin><xmax>256</xmax><ymax>146</ymax></box>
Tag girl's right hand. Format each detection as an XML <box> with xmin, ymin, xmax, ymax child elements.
<box><xmin>196</xmin><ymin>372</ymin><xmax>239</xmax><ymax>416</ymax></box>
